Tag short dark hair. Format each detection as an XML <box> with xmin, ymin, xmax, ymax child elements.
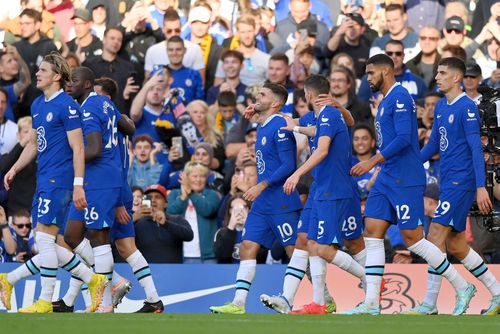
<box><xmin>425</xmin><ymin>91</ymin><xmax>444</xmax><ymax>99</ymax></box>
<box><xmin>131</xmin><ymin>186</ymin><xmax>143</xmax><ymax>194</ymax></box>
<box><xmin>217</xmin><ymin>90</ymin><xmax>237</xmax><ymax>107</ymax></box>
<box><xmin>167</xmin><ymin>35</ymin><xmax>185</xmax><ymax>46</ymax></box>
<box><xmin>304</xmin><ymin>75</ymin><xmax>330</xmax><ymax>95</ymax></box>
<box><xmin>13</xmin><ymin>209</ymin><xmax>31</xmax><ymax>221</ymax></box>
<box><xmin>385</xmin><ymin>3</ymin><xmax>405</xmax><ymax>14</ymax></box>
<box><xmin>133</xmin><ymin>134</ymin><xmax>154</xmax><ymax>147</ymax></box>
<box><xmin>95</xmin><ymin>77</ymin><xmax>119</xmax><ymax>101</ymax></box>
<box><xmin>263</xmin><ymin>83</ymin><xmax>288</xmax><ymax>106</ymax></box>
<box><xmin>366</xmin><ymin>54</ymin><xmax>394</xmax><ymax>69</ymax></box>
<box><xmin>269</xmin><ymin>53</ymin><xmax>289</xmax><ymax>66</ymax></box>
<box><xmin>20</xmin><ymin>8</ymin><xmax>42</xmax><ymax>22</ymax></box>
<box><xmin>441</xmin><ymin>45</ymin><xmax>466</xmax><ymax>61</ymax></box>
<box><xmin>220</xmin><ymin>49</ymin><xmax>244</xmax><ymax>63</ymax></box>
<box><xmin>74</xmin><ymin>66</ymin><xmax>96</xmax><ymax>86</ymax></box>
<box><xmin>438</xmin><ymin>57</ymin><xmax>466</xmax><ymax>76</ymax></box>
<box><xmin>104</xmin><ymin>26</ymin><xmax>123</xmax><ymax>38</ymax></box>
<box><xmin>353</xmin><ymin>124</ymin><xmax>375</xmax><ymax>140</ymax></box>
<box><xmin>385</xmin><ymin>39</ymin><xmax>404</xmax><ymax>50</ymax></box>
<box><xmin>164</xmin><ymin>7</ymin><xmax>180</xmax><ymax>23</ymax></box>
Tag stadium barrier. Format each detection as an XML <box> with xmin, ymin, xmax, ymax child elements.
<box><xmin>0</xmin><ymin>263</ymin><xmax>498</xmax><ymax>314</ymax></box>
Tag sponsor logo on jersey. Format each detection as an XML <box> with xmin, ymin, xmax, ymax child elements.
<box><xmin>467</xmin><ymin>109</ymin><xmax>475</xmax><ymax>118</ymax></box>
<box><xmin>277</xmin><ymin>130</ymin><xmax>286</xmax><ymax>139</ymax></box>
<box><xmin>83</xmin><ymin>111</ymin><xmax>91</xmax><ymax>118</ymax></box>
<box><xmin>396</xmin><ymin>100</ymin><xmax>405</xmax><ymax>109</ymax></box>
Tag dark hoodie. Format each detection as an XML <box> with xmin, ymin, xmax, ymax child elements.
<box><xmin>13</xmin><ymin>35</ymin><xmax>57</xmax><ymax>84</ymax></box>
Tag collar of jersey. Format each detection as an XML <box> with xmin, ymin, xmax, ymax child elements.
<box><xmin>384</xmin><ymin>82</ymin><xmax>400</xmax><ymax>98</ymax></box>
<box><xmin>144</xmin><ymin>105</ymin><xmax>161</xmax><ymax>117</ymax></box>
<box><xmin>44</xmin><ymin>89</ymin><xmax>64</xmax><ymax>102</ymax></box>
<box><xmin>446</xmin><ymin>92</ymin><xmax>467</xmax><ymax>106</ymax></box>
<box><xmin>81</xmin><ymin>92</ymin><xmax>98</xmax><ymax>106</ymax></box>
<box><xmin>261</xmin><ymin>113</ymin><xmax>282</xmax><ymax>127</ymax></box>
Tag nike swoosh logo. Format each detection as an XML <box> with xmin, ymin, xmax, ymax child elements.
<box><xmin>400</xmin><ymin>221</ymin><xmax>408</xmax><ymax>224</ymax></box>
<box><xmin>283</xmin><ymin>237</ymin><xmax>292</xmax><ymax>242</ymax></box>
<box><xmin>115</xmin><ymin>284</ymin><xmax>235</xmax><ymax>312</ymax></box>
<box><xmin>345</xmin><ymin>232</ymin><xmax>355</xmax><ymax>237</ymax></box>
<box><xmin>33</xmin><ymin>114</ymin><xmax>39</xmax><ymax>118</ymax></box>
<box><xmin>437</xmin><ymin>115</ymin><xmax>442</xmax><ymax>118</ymax></box>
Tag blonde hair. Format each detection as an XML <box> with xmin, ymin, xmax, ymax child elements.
<box><xmin>187</xmin><ymin>100</ymin><xmax>223</xmax><ymax>147</ymax></box>
<box><xmin>17</xmin><ymin>116</ymin><xmax>32</xmax><ymax>131</ymax></box>
<box><xmin>43</xmin><ymin>52</ymin><xmax>71</xmax><ymax>89</ymax></box>
<box><xmin>183</xmin><ymin>161</ymin><xmax>209</xmax><ymax>176</ymax></box>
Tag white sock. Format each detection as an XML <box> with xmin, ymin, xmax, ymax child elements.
<box><xmin>408</xmin><ymin>239</ymin><xmax>468</xmax><ymax>291</ymax></box>
<box><xmin>63</xmin><ymin>276</ymin><xmax>84</xmax><ymax>307</ymax></box>
<box><xmin>309</xmin><ymin>256</ymin><xmax>327</xmax><ymax>305</ymax></box>
<box><xmin>56</xmin><ymin>245</ymin><xmax>92</xmax><ymax>283</ymax></box>
<box><xmin>93</xmin><ymin>245</ymin><xmax>114</xmax><ymax>308</ymax></box>
<box><xmin>282</xmin><ymin>249</ymin><xmax>308</xmax><ymax>305</ymax></box>
<box><xmin>423</xmin><ymin>266</ymin><xmax>443</xmax><ymax>306</ymax></box>
<box><xmin>232</xmin><ymin>259</ymin><xmax>256</xmax><ymax>307</ymax></box>
<box><xmin>36</xmin><ymin>232</ymin><xmax>58</xmax><ymax>302</ymax></box>
<box><xmin>75</xmin><ymin>238</ymin><xmax>95</xmax><ymax>267</ymax></box>
<box><xmin>331</xmin><ymin>250</ymin><xmax>365</xmax><ymax>279</ymax></box>
<box><xmin>352</xmin><ymin>249</ymin><xmax>367</xmax><ymax>291</ymax></box>
<box><xmin>126</xmin><ymin>250</ymin><xmax>160</xmax><ymax>303</ymax></box>
<box><xmin>7</xmin><ymin>255</ymin><xmax>41</xmax><ymax>284</ymax></box>
<box><xmin>364</xmin><ymin>238</ymin><xmax>385</xmax><ymax>309</ymax></box>
<box><xmin>462</xmin><ymin>249</ymin><xmax>500</xmax><ymax>296</ymax></box>
<box><xmin>111</xmin><ymin>270</ymin><xmax>123</xmax><ymax>286</ymax></box>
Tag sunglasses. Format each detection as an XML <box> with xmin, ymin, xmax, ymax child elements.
<box><xmin>446</xmin><ymin>29</ymin><xmax>462</xmax><ymax>34</ymax></box>
<box><xmin>166</xmin><ymin>28</ymin><xmax>181</xmax><ymax>34</ymax></box>
<box><xmin>419</xmin><ymin>36</ymin><xmax>439</xmax><ymax>41</ymax></box>
<box><xmin>15</xmin><ymin>223</ymin><xmax>32</xmax><ymax>229</ymax></box>
<box><xmin>386</xmin><ymin>51</ymin><xmax>403</xmax><ymax>57</ymax></box>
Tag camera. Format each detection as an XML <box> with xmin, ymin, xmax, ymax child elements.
<box><xmin>470</xmin><ymin>87</ymin><xmax>500</xmax><ymax>232</ymax></box>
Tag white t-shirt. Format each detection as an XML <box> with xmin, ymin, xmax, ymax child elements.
<box><xmin>0</xmin><ymin>120</ymin><xmax>19</xmax><ymax>155</ymax></box>
<box><xmin>215</xmin><ymin>49</ymin><xmax>270</xmax><ymax>86</ymax></box>
<box><xmin>183</xmin><ymin>200</ymin><xmax>201</xmax><ymax>258</ymax></box>
<box><xmin>144</xmin><ymin>40</ymin><xmax>205</xmax><ymax>73</ymax></box>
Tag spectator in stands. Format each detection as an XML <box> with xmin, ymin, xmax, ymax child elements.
<box><xmin>83</xmin><ymin>27</ymin><xmax>135</xmax><ymax>113</ymax></box>
<box><xmin>0</xmin><ymin>45</ymin><xmax>31</xmax><ymax>121</ymax></box>
<box><xmin>471</xmin><ymin>0</ymin><xmax>498</xmax><ymax>39</ymax></box>
<box><xmin>0</xmin><ymin>208</ymin><xmax>36</xmax><ymax>262</ymax></box>
<box><xmin>13</xmin><ymin>9</ymin><xmax>57</xmax><ymax>86</ymax></box>
<box><xmin>128</xmin><ymin>134</ymin><xmax>163</xmax><ymax>189</ymax></box>
<box><xmin>215</xmin><ymin>91</ymin><xmax>240</xmax><ymax>140</ymax></box>
<box><xmin>89</xmin><ymin>1</ymin><xmax>108</xmax><ymax>40</ymax></box>
<box><xmin>132</xmin><ymin>186</ymin><xmax>143</xmax><ymax>213</ymax></box>
<box><xmin>167</xmin><ymin>36</ymin><xmax>204</xmax><ymax>104</ymax></box>
<box><xmin>465</xmin><ymin>20</ymin><xmax>499</xmax><ymax>79</ymax></box>
<box><xmin>329</xmin><ymin>65</ymin><xmax>371</xmax><ymax>126</ymax></box>
<box><xmin>168</xmin><ymin>161</ymin><xmax>221</xmax><ymax>263</ymax></box>
<box><xmin>67</xmin><ymin>9</ymin><xmax>103</xmax><ymax>64</ymax></box>
<box><xmin>351</xmin><ymin>124</ymin><xmax>377</xmax><ymax>198</ymax></box>
<box><xmin>225</xmin><ymin>119</ymin><xmax>257</xmax><ymax>164</ymax></box>
<box><xmin>144</xmin><ymin>8</ymin><xmax>205</xmax><ymax>80</ymax></box>
<box><xmin>421</xmin><ymin>92</ymin><xmax>442</xmax><ymax>130</ymax></box>
<box><xmin>0</xmin><ymin>116</ymin><xmax>36</xmax><ymax>214</ymax></box>
<box><xmin>444</xmin><ymin>0</ymin><xmax>469</xmax><ymax>28</ymax></box>
<box><xmin>359</xmin><ymin>39</ymin><xmax>427</xmax><ymax>102</ymax></box>
<box><xmin>266</xmin><ymin>53</ymin><xmax>294</xmax><ymax>113</ymax></box>
<box><xmin>186</xmin><ymin>100</ymin><xmax>224</xmax><ymax>169</ymax></box>
<box><xmin>148</xmin><ymin>0</ymin><xmax>186</xmax><ymax>29</ymax></box>
<box><xmin>0</xmin><ymin>88</ymin><xmax>18</xmax><ymax>154</ymax></box>
<box><xmin>463</xmin><ymin>62</ymin><xmax>483</xmax><ymax>105</ymax></box>
<box><xmin>206</xmin><ymin>50</ymin><xmax>246</xmax><ymax>109</ymax></box>
<box><xmin>134</xmin><ymin>184</ymin><xmax>193</xmax><ymax>263</ymax></box>
<box><xmin>407</xmin><ymin>26</ymin><xmax>441</xmax><ymax>90</ymax></box>
<box><xmin>405</xmin><ymin>0</ymin><xmax>445</xmax><ymax>34</ymax></box>
<box><xmin>86</xmin><ymin>0</ymin><xmax>134</xmax><ymax>27</ymax></box>
<box><xmin>440</xmin><ymin>44</ymin><xmax>467</xmax><ymax>61</ymax></box>
<box><xmin>423</xmin><ymin>183</ymin><xmax>439</xmax><ymax>231</ymax></box>
<box><xmin>274</xmin><ymin>0</ymin><xmax>329</xmax><ymax>51</ymax></box>
<box><xmin>186</xmin><ymin>3</ymin><xmax>221</xmax><ymax>91</ymax></box>
<box><xmin>369</xmin><ymin>4</ymin><xmax>420</xmax><ymax>63</ymax></box>
<box><xmin>214</xmin><ymin>15</ymin><xmax>270</xmax><ymax>87</ymax></box>
<box><xmin>324</xmin><ymin>12</ymin><xmax>370</xmax><ymax>79</ymax></box>
<box><xmin>65</xmin><ymin>52</ymin><xmax>81</xmax><ymax>69</ymax></box>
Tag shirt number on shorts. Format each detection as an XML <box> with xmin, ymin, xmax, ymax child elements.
<box><xmin>396</xmin><ymin>204</ymin><xmax>411</xmax><ymax>220</ymax></box>
<box><xmin>342</xmin><ymin>216</ymin><xmax>357</xmax><ymax>232</ymax></box>
<box><xmin>37</xmin><ymin>197</ymin><xmax>51</xmax><ymax>215</ymax></box>
<box><xmin>318</xmin><ymin>220</ymin><xmax>325</xmax><ymax>236</ymax></box>
<box><xmin>435</xmin><ymin>201</ymin><xmax>451</xmax><ymax>216</ymax></box>
<box><xmin>84</xmin><ymin>207</ymin><xmax>100</xmax><ymax>222</ymax></box>
<box><xmin>277</xmin><ymin>223</ymin><xmax>293</xmax><ymax>241</ymax></box>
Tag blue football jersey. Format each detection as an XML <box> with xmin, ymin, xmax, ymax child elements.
<box><xmin>81</xmin><ymin>93</ymin><xmax>123</xmax><ymax>189</ymax></box>
<box><xmin>117</xmin><ymin>130</ymin><xmax>134</xmax><ymax>205</ymax></box>
<box><xmin>171</xmin><ymin>66</ymin><xmax>204</xmax><ymax>104</ymax></box>
<box><xmin>299</xmin><ymin>111</ymin><xmax>317</xmax><ymax>208</ymax></box>
<box><xmin>32</xmin><ymin>90</ymin><xmax>82</xmax><ymax>190</ymax></box>
<box><xmin>253</xmin><ymin>114</ymin><xmax>302</xmax><ymax>214</ymax></box>
<box><xmin>314</xmin><ymin>106</ymin><xmax>358</xmax><ymax>200</ymax></box>
<box><xmin>375</xmin><ymin>83</ymin><xmax>425</xmax><ymax>187</ymax></box>
<box><xmin>421</xmin><ymin>93</ymin><xmax>485</xmax><ymax>191</ymax></box>
<box><xmin>134</xmin><ymin>106</ymin><xmax>177</xmax><ymax>142</ymax></box>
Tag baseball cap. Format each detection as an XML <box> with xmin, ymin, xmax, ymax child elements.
<box><xmin>72</xmin><ymin>9</ymin><xmax>92</xmax><ymax>22</ymax></box>
<box><xmin>465</xmin><ymin>62</ymin><xmax>482</xmax><ymax>77</ymax></box>
<box><xmin>424</xmin><ymin>183</ymin><xmax>439</xmax><ymax>201</ymax></box>
<box><xmin>188</xmin><ymin>6</ymin><xmax>211</xmax><ymax>23</ymax></box>
<box><xmin>297</xmin><ymin>19</ymin><xmax>317</xmax><ymax>37</ymax></box>
<box><xmin>347</xmin><ymin>12</ymin><xmax>365</xmax><ymax>26</ymax></box>
<box><xmin>445</xmin><ymin>16</ymin><xmax>464</xmax><ymax>32</ymax></box>
<box><xmin>245</xmin><ymin>122</ymin><xmax>258</xmax><ymax>134</ymax></box>
<box><xmin>145</xmin><ymin>184</ymin><xmax>168</xmax><ymax>200</ymax></box>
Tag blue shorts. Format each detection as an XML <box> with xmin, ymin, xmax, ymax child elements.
<box><xmin>432</xmin><ymin>189</ymin><xmax>475</xmax><ymax>232</ymax></box>
<box><xmin>67</xmin><ymin>188</ymin><xmax>120</xmax><ymax>230</ymax></box>
<box><xmin>242</xmin><ymin>210</ymin><xmax>300</xmax><ymax>249</ymax></box>
<box><xmin>365</xmin><ymin>181</ymin><xmax>426</xmax><ymax>230</ymax></box>
<box><xmin>308</xmin><ymin>198</ymin><xmax>363</xmax><ymax>246</ymax></box>
<box><xmin>31</xmin><ymin>188</ymin><xmax>72</xmax><ymax>232</ymax></box>
<box><xmin>297</xmin><ymin>207</ymin><xmax>311</xmax><ymax>234</ymax></box>
<box><xmin>111</xmin><ymin>201</ymin><xmax>135</xmax><ymax>240</ymax></box>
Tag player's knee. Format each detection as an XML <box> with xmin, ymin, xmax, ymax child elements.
<box><xmin>295</xmin><ymin>233</ymin><xmax>308</xmax><ymax>250</ymax></box>
<box><xmin>239</xmin><ymin>241</ymin><xmax>259</xmax><ymax>260</ymax></box>
<box><xmin>344</xmin><ymin>238</ymin><xmax>364</xmax><ymax>254</ymax></box>
<box><xmin>116</xmin><ymin>238</ymin><xmax>137</xmax><ymax>258</ymax></box>
<box><xmin>317</xmin><ymin>245</ymin><xmax>333</xmax><ymax>260</ymax></box>
<box><xmin>64</xmin><ymin>233</ymin><xmax>81</xmax><ymax>250</ymax></box>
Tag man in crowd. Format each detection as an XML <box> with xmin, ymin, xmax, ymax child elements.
<box><xmin>67</xmin><ymin>9</ymin><xmax>103</xmax><ymax>63</ymax></box>
<box><xmin>407</xmin><ymin>26</ymin><xmax>442</xmax><ymax>90</ymax></box>
<box><xmin>463</xmin><ymin>62</ymin><xmax>483</xmax><ymax>105</ymax></box>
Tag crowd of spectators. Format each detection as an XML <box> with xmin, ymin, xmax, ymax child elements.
<box><xmin>0</xmin><ymin>0</ymin><xmax>499</xmax><ymax>264</ymax></box>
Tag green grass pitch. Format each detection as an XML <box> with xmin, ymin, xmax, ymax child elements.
<box><xmin>0</xmin><ymin>314</ymin><xmax>499</xmax><ymax>334</ymax></box>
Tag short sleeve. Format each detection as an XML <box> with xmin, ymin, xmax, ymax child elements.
<box><xmin>317</xmin><ymin>108</ymin><xmax>341</xmax><ymax>140</ymax></box>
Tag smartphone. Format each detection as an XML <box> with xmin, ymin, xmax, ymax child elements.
<box><xmin>142</xmin><ymin>195</ymin><xmax>151</xmax><ymax>208</ymax></box>
<box><xmin>128</xmin><ymin>70</ymin><xmax>138</xmax><ymax>83</ymax></box>
<box><xmin>172</xmin><ymin>136</ymin><xmax>184</xmax><ymax>158</ymax></box>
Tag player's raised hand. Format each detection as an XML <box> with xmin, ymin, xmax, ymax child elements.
<box><xmin>4</xmin><ymin>168</ymin><xmax>16</xmax><ymax>191</ymax></box>
<box><xmin>115</xmin><ymin>206</ymin><xmax>131</xmax><ymax>225</ymax></box>
<box><xmin>73</xmin><ymin>186</ymin><xmax>87</xmax><ymax>210</ymax></box>
<box><xmin>476</xmin><ymin>187</ymin><xmax>493</xmax><ymax>215</ymax></box>
<box><xmin>280</xmin><ymin>116</ymin><xmax>296</xmax><ymax>132</ymax></box>
<box><xmin>283</xmin><ymin>173</ymin><xmax>300</xmax><ymax>195</ymax></box>
<box><xmin>244</xmin><ymin>104</ymin><xmax>256</xmax><ymax>120</ymax></box>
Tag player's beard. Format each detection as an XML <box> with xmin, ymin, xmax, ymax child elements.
<box><xmin>370</xmin><ymin>76</ymin><xmax>383</xmax><ymax>93</ymax></box>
